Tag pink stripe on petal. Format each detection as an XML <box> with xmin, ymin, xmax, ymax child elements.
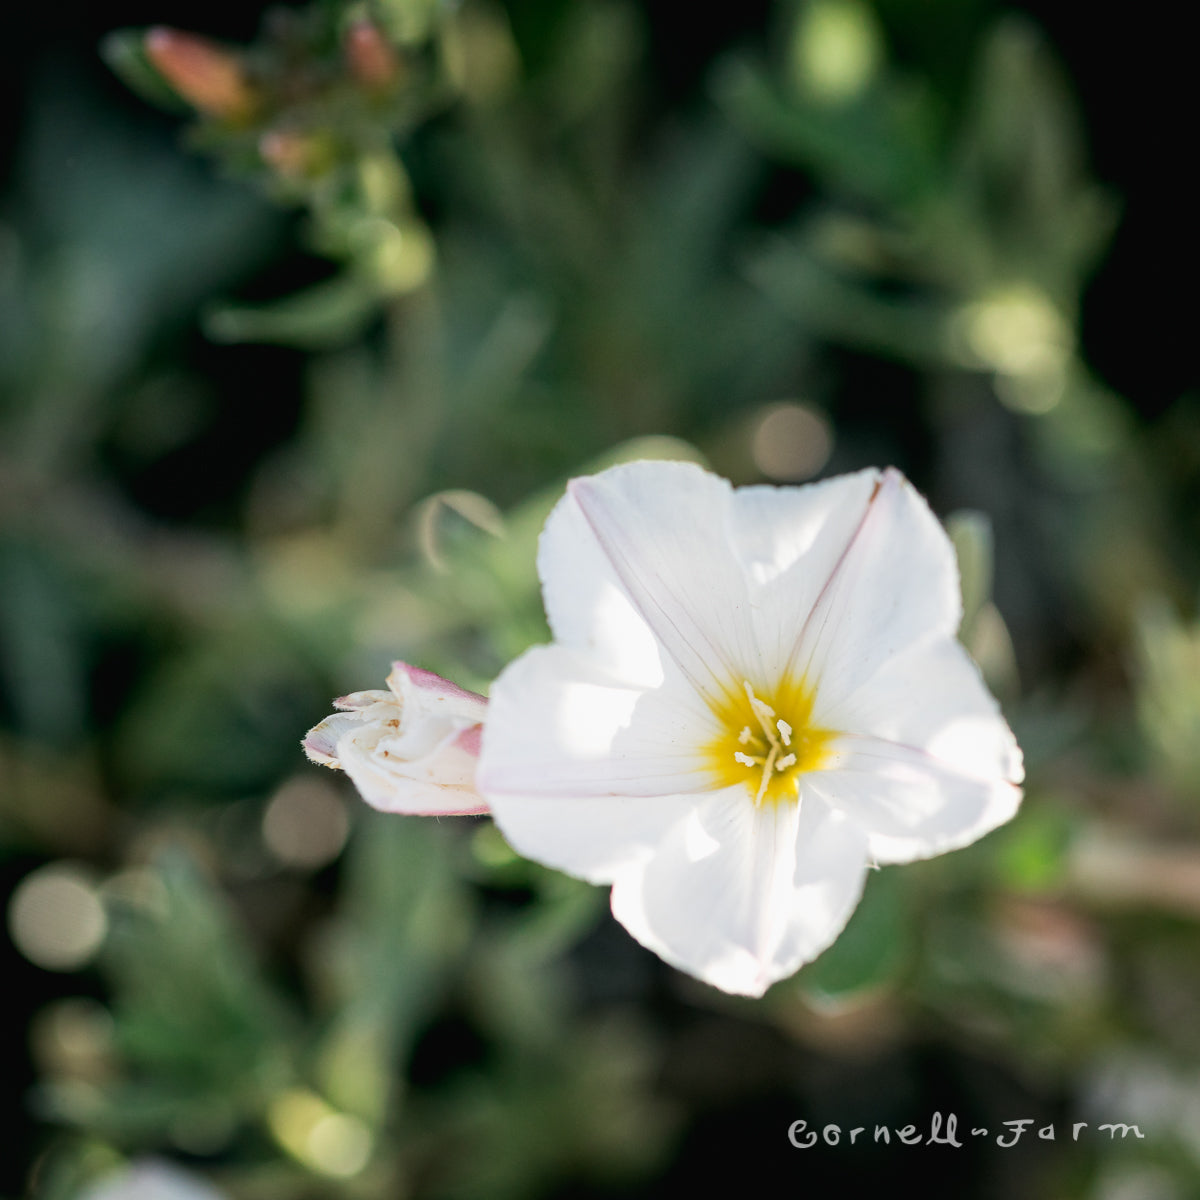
<box><xmin>390</xmin><ymin>662</ymin><xmax>488</xmax><ymax>706</ymax></box>
<box><xmin>455</xmin><ymin>724</ymin><xmax>483</xmax><ymax>757</ymax></box>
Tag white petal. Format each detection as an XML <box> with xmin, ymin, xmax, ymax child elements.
<box><xmin>537</xmin><ymin>480</ymin><xmax>667</xmax><ymax>690</ymax></box>
<box><xmin>725</xmin><ymin>468</ymin><xmax>882</xmax><ymax>678</ymax></box>
<box><xmin>609</xmin><ymin>788</ymin><xmax>870</xmax><ymax>996</ymax></box>
<box><xmin>820</xmin><ymin>636</ymin><xmax>1024</xmax><ymax>784</ymax></box>
<box><xmin>544</xmin><ymin>461</ymin><xmax>764</xmax><ymax>699</ymax></box>
<box><xmin>303</xmin><ymin>712</ymin><xmax>361</xmax><ymax>766</ymax></box>
<box><xmin>489</xmin><ymin>789</ymin><xmax>702</xmax><ymax>884</ymax></box>
<box><xmin>811</xmin><ymin>752</ymin><xmax>1019</xmax><ymax>867</ymax></box>
<box><xmin>387</xmin><ymin>661</ymin><xmax>488</xmax><ymax>724</ymax></box>
<box><xmin>339</xmin><ymin>725</ymin><xmax>488</xmax><ymax>816</ymax></box>
<box><xmin>810</xmin><ymin>637</ymin><xmax>1022</xmax><ymax>862</ymax></box>
<box><xmin>792</xmin><ymin>468</ymin><xmax>963</xmax><ymax>712</ymax></box>
<box><xmin>478</xmin><ymin>643</ymin><xmax>719</xmax><ymax>798</ymax></box>
<box><xmin>333</xmin><ymin>689</ymin><xmax>392</xmax><ymax>712</ymax></box>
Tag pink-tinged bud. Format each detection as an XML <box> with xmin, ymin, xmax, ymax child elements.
<box><xmin>344</xmin><ymin>20</ymin><xmax>400</xmax><ymax>91</ymax></box>
<box><xmin>144</xmin><ymin>27</ymin><xmax>256</xmax><ymax>120</ymax></box>
<box><xmin>259</xmin><ymin>129</ymin><xmax>321</xmax><ymax>178</ymax></box>
<box><xmin>304</xmin><ymin>662</ymin><xmax>488</xmax><ymax>815</ymax></box>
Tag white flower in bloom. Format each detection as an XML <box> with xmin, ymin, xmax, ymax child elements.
<box><xmin>477</xmin><ymin>461</ymin><xmax>1023</xmax><ymax>996</ymax></box>
<box><xmin>305</xmin><ymin>662</ymin><xmax>488</xmax><ymax>814</ymax></box>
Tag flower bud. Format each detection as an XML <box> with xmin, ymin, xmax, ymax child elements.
<box><xmin>259</xmin><ymin>129</ymin><xmax>332</xmax><ymax>179</ymax></box>
<box><xmin>344</xmin><ymin>20</ymin><xmax>401</xmax><ymax>92</ymax></box>
<box><xmin>304</xmin><ymin>662</ymin><xmax>488</xmax><ymax>814</ymax></box>
<box><xmin>144</xmin><ymin>27</ymin><xmax>256</xmax><ymax>120</ymax></box>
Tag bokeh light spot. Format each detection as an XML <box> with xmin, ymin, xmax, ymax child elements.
<box><xmin>953</xmin><ymin>284</ymin><xmax>1072</xmax><ymax>413</ymax></box>
<box><xmin>263</xmin><ymin>778</ymin><xmax>350</xmax><ymax>869</ymax></box>
<box><xmin>268</xmin><ymin>1088</ymin><xmax>372</xmax><ymax>1178</ymax></box>
<box><xmin>751</xmin><ymin>401</ymin><xmax>834</xmax><ymax>481</ymax></box>
<box><xmin>791</xmin><ymin>0</ymin><xmax>883</xmax><ymax>103</ymax></box>
<box><xmin>30</xmin><ymin>997</ymin><xmax>115</xmax><ymax>1080</ymax></box>
<box><xmin>8</xmin><ymin>864</ymin><xmax>107</xmax><ymax>971</ymax></box>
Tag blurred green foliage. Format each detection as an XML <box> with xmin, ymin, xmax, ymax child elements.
<box><xmin>2</xmin><ymin>1</ymin><xmax>1198</xmax><ymax>1197</ymax></box>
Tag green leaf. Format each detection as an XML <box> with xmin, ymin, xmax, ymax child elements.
<box><xmin>203</xmin><ymin>274</ymin><xmax>381</xmax><ymax>349</ymax></box>
<box><xmin>947</xmin><ymin>509</ymin><xmax>994</xmax><ymax>637</ymax></box>
<box><xmin>799</xmin><ymin>868</ymin><xmax>909</xmax><ymax>1004</ymax></box>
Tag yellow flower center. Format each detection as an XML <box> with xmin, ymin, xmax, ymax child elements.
<box><xmin>704</xmin><ymin>678</ymin><xmax>836</xmax><ymax>806</ymax></box>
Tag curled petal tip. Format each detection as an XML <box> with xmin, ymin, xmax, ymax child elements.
<box><xmin>302</xmin><ymin>725</ymin><xmax>340</xmax><ymax>768</ymax></box>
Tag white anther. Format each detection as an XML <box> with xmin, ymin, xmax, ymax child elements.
<box><xmin>733</xmin><ymin>751</ymin><xmax>760</xmax><ymax>768</ymax></box>
<box><xmin>738</xmin><ymin>726</ymin><xmax>754</xmax><ymax>745</ymax></box>
<box><xmin>776</xmin><ymin>719</ymin><xmax>793</xmax><ymax>747</ymax></box>
<box><xmin>776</xmin><ymin>753</ymin><xmax>797</xmax><ymax>770</ymax></box>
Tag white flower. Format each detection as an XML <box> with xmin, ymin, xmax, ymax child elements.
<box><xmin>304</xmin><ymin>661</ymin><xmax>488</xmax><ymax>814</ymax></box>
<box><xmin>476</xmin><ymin>461</ymin><xmax>1023</xmax><ymax>996</ymax></box>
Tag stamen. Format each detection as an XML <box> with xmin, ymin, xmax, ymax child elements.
<box><xmin>711</xmin><ymin>677</ymin><xmax>832</xmax><ymax>805</ymax></box>
<box><xmin>755</xmin><ymin>744</ymin><xmax>779</xmax><ymax>804</ymax></box>
<box><xmin>743</xmin><ymin>681</ymin><xmax>779</xmax><ymax>744</ymax></box>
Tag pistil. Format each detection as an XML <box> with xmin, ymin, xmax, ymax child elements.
<box><xmin>704</xmin><ymin>676</ymin><xmax>835</xmax><ymax>805</ymax></box>
<box><xmin>731</xmin><ymin>682</ymin><xmax>805</xmax><ymax>803</ymax></box>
